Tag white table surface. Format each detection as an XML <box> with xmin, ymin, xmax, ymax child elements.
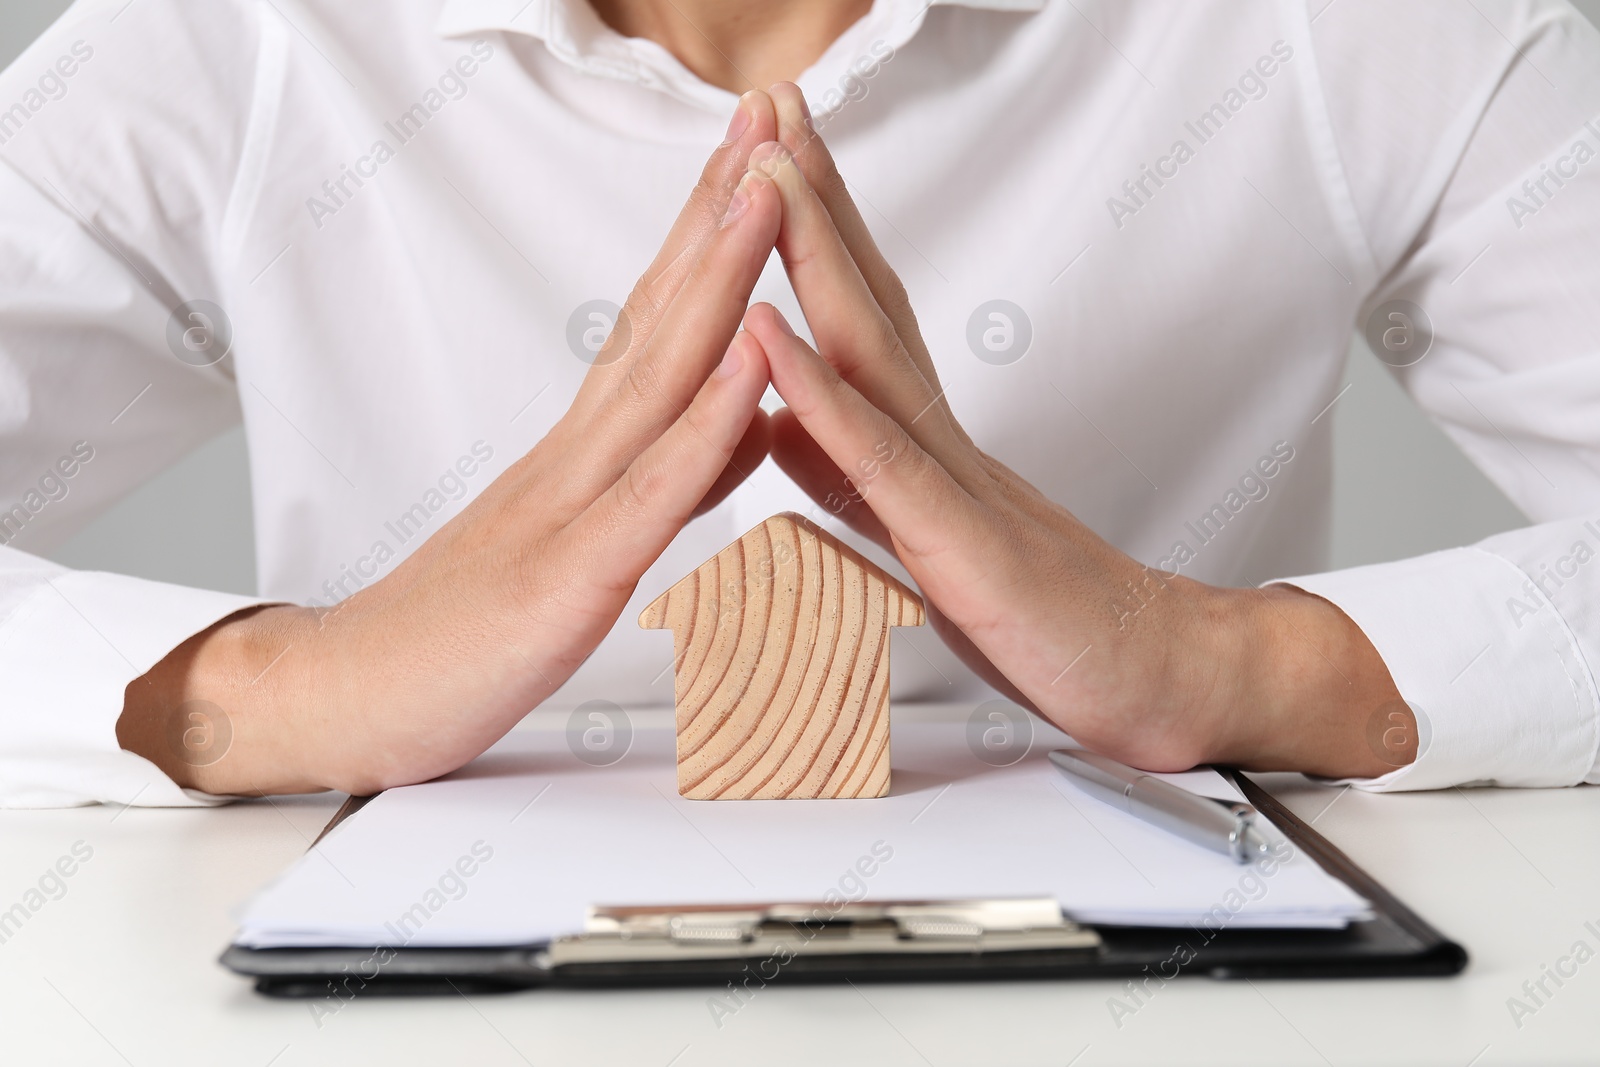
<box><xmin>2</xmin><ymin>705</ymin><xmax>1597</xmax><ymax>1067</ymax></box>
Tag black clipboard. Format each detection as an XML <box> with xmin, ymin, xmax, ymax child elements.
<box><xmin>221</xmin><ymin>771</ymin><xmax>1467</xmax><ymax>997</ymax></box>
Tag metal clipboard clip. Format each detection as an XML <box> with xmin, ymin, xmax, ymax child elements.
<box><xmin>542</xmin><ymin>898</ymin><xmax>1101</xmax><ymax>967</ymax></box>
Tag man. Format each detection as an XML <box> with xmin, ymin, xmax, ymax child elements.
<box><xmin>2</xmin><ymin>0</ymin><xmax>1596</xmax><ymax>806</ymax></box>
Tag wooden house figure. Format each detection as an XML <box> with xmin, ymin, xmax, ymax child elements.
<box><xmin>640</xmin><ymin>512</ymin><xmax>925</xmax><ymax>800</ymax></box>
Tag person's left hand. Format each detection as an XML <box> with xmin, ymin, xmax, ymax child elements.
<box><xmin>736</xmin><ymin>85</ymin><xmax>1412</xmax><ymax>779</ymax></box>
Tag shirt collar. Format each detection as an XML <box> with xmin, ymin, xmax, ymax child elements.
<box><xmin>436</xmin><ymin>0</ymin><xmax>1046</xmax><ymax>113</ymax></box>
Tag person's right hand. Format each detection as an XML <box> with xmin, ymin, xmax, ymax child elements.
<box><xmin>118</xmin><ymin>91</ymin><xmax>785</xmax><ymax>797</ymax></box>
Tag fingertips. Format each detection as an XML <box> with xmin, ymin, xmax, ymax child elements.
<box><xmin>715</xmin><ymin>336</ymin><xmax>745</xmax><ymax>378</ymax></box>
<box><xmin>673</xmin><ymin>89</ymin><xmax>778</xmax><ymax>255</ymax></box>
<box><xmin>715</xmin><ymin>92</ymin><xmax>779</xmax><ymax>226</ymax></box>
<box><xmin>719</xmin><ymin>166</ymin><xmax>782</xmax><ymax>239</ymax></box>
<box><xmin>744</xmin><ymin>142</ymin><xmax>834</xmax><ymax>268</ymax></box>
<box><xmin>744</xmin><ymin>303</ymin><xmax>815</xmax><ymax>377</ymax></box>
<box><xmin>744</xmin><ymin>302</ymin><xmax>844</xmax><ymax>427</ymax></box>
<box><xmin>599</xmin><ymin>178</ymin><xmax>774</xmax><ymax>444</ymax></box>
<box><xmin>711</xmin><ymin>330</ymin><xmax>772</xmax><ymax>405</ymax></box>
<box><xmin>598</xmin><ymin>89</ymin><xmax>775</xmax><ymax>385</ymax></box>
<box><xmin>721</xmin><ymin>89</ymin><xmax>777</xmax><ymax>159</ymax></box>
<box><xmin>768</xmin><ymin>81</ymin><xmax>841</xmax><ymax>194</ymax></box>
<box><xmin>768</xmin><ymin>81</ymin><xmax>813</xmax><ymax>142</ymax></box>
<box><xmin>747</xmin><ymin>140</ymin><xmax>804</xmax><ymax>202</ymax></box>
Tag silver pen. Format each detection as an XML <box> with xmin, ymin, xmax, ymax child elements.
<box><xmin>1048</xmin><ymin>749</ymin><xmax>1271</xmax><ymax>864</ymax></box>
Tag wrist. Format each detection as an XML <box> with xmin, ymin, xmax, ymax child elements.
<box><xmin>118</xmin><ymin>604</ymin><xmax>331</xmax><ymax>796</ymax></box>
<box><xmin>1210</xmin><ymin>583</ymin><xmax>1415</xmax><ymax>777</ymax></box>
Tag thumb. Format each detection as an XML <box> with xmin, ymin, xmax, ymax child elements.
<box><xmin>768</xmin><ymin>407</ymin><xmax>893</xmax><ymax>550</ymax></box>
<box><xmin>691</xmin><ymin>408</ymin><xmax>773</xmax><ymax>518</ymax></box>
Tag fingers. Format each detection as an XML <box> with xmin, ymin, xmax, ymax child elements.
<box><xmin>565</xmin><ymin>168</ymin><xmax>782</xmax><ymax>502</ymax></box>
<box><xmin>767</xmin><ymin>83</ymin><xmax>962</xmax><ymax>434</ymax></box>
<box><xmin>610</xmin><ymin>168</ymin><xmax>781</xmax><ymax>422</ymax></box>
<box><xmin>747</xmin><ymin>301</ymin><xmax>981</xmax><ymax>563</ymax></box>
<box><xmin>568</xmin><ymin>90</ymin><xmax>778</xmax><ymax>417</ymax></box>
<box><xmin>749</xmin><ymin>139</ymin><xmax>967</xmax><ymax>468</ymax></box>
<box><xmin>641</xmin><ymin>90</ymin><xmax>777</xmax><ymax>299</ymax></box>
<box><xmin>575</xmin><ymin>332</ymin><xmax>773</xmax><ymax>584</ymax></box>
<box><xmin>691</xmin><ymin>408</ymin><xmax>772</xmax><ymax>518</ymax></box>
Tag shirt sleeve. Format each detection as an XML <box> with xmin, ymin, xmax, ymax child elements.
<box><xmin>0</xmin><ymin>2</ymin><xmax>272</xmax><ymax>807</ymax></box>
<box><xmin>1275</xmin><ymin>0</ymin><xmax>1600</xmax><ymax>789</ymax></box>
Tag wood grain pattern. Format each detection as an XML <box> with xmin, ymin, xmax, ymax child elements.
<box><xmin>640</xmin><ymin>512</ymin><xmax>925</xmax><ymax>800</ymax></box>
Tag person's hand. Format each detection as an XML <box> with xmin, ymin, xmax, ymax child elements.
<box><xmin>118</xmin><ymin>91</ymin><xmax>787</xmax><ymax>796</ymax></box>
<box><xmin>738</xmin><ymin>85</ymin><xmax>1413</xmax><ymax>778</ymax></box>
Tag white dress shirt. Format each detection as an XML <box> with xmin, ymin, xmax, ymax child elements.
<box><xmin>2</xmin><ymin>0</ymin><xmax>1597</xmax><ymax>807</ymax></box>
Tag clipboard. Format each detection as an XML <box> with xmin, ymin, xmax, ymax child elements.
<box><xmin>221</xmin><ymin>771</ymin><xmax>1467</xmax><ymax>996</ymax></box>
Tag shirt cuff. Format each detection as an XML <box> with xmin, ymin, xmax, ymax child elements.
<box><xmin>0</xmin><ymin>564</ymin><xmax>270</xmax><ymax>808</ymax></box>
<box><xmin>1271</xmin><ymin>544</ymin><xmax>1600</xmax><ymax>791</ymax></box>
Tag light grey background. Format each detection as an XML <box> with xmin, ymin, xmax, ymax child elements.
<box><xmin>13</xmin><ymin>0</ymin><xmax>1589</xmax><ymax>597</ymax></box>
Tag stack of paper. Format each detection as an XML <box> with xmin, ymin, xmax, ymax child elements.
<box><xmin>234</xmin><ymin>712</ymin><xmax>1369</xmax><ymax>949</ymax></box>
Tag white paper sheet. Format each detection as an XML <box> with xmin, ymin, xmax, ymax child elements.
<box><xmin>234</xmin><ymin>713</ymin><xmax>1369</xmax><ymax>948</ymax></box>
